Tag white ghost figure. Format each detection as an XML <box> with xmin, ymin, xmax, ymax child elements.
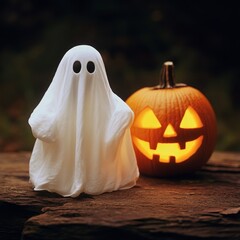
<box><xmin>29</xmin><ymin>45</ymin><xmax>139</xmax><ymax>197</ymax></box>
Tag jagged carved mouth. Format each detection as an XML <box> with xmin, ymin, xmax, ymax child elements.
<box><xmin>133</xmin><ymin>136</ymin><xmax>203</xmax><ymax>163</ymax></box>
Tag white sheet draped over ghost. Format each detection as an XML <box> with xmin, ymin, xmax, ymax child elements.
<box><xmin>29</xmin><ymin>45</ymin><xmax>139</xmax><ymax>197</ymax></box>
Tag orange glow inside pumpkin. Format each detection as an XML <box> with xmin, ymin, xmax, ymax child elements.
<box><xmin>133</xmin><ymin>106</ymin><xmax>204</xmax><ymax>163</ymax></box>
<box><xmin>134</xmin><ymin>107</ymin><xmax>161</xmax><ymax>128</ymax></box>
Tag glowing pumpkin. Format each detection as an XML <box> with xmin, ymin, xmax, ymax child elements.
<box><xmin>126</xmin><ymin>61</ymin><xmax>217</xmax><ymax>177</ymax></box>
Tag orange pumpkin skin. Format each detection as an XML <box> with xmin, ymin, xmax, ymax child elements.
<box><xmin>126</xmin><ymin>62</ymin><xmax>217</xmax><ymax>177</ymax></box>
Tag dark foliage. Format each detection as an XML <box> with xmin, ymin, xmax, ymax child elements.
<box><xmin>0</xmin><ymin>0</ymin><xmax>239</xmax><ymax>151</ymax></box>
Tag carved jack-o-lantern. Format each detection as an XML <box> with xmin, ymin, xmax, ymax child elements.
<box><xmin>126</xmin><ymin>62</ymin><xmax>217</xmax><ymax>177</ymax></box>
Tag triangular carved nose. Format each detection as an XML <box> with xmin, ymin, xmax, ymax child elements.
<box><xmin>163</xmin><ymin>124</ymin><xmax>177</xmax><ymax>137</ymax></box>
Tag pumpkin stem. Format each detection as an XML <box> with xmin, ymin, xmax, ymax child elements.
<box><xmin>160</xmin><ymin>61</ymin><xmax>175</xmax><ymax>88</ymax></box>
<box><xmin>158</xmin><ymin>61</ymin><xmax>186</xmax><ymax>89</ymax></box>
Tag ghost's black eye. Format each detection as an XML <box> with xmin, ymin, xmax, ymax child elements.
<box><xmin>87</xmin><ymin>61</ymin><xmax>95</xmax><ymax>73</ymax></box>
<box><xmin>73</xmin><ymin>61</ymin><xmax>81</xmax><ymax>73</ymax></box>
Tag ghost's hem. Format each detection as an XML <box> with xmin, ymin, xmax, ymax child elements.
<box><xmin>31</xmin><ymin>177</ymin><xmax>139</xmax><ymax>198</ymax></box>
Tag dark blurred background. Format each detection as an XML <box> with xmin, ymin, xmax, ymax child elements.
<box><xmin>0</xmin><ymin>0</ymin><xmax>239</xmax><ymax>152</ymax></box>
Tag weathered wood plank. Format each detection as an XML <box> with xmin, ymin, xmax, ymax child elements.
<box><xmin>0</xmin><ymin>152</ymin><xmax>240</xmax><ymax>240</ymax></box>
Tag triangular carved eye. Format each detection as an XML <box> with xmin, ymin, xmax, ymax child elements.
<box><xmin>180</xmin><ymin>106</ymin><xmax>203</xmax><ymax>129</ymax></box>
<box><xmin>134</xmin><ymin>107</ymin><xmax>161</xmax><ymax>129</ymax></box>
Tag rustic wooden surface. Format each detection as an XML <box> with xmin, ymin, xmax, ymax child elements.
<box><xmin>0</xmin><ymin>151</ymin><xmax>240</xmax><ymax>240</ymax></box>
